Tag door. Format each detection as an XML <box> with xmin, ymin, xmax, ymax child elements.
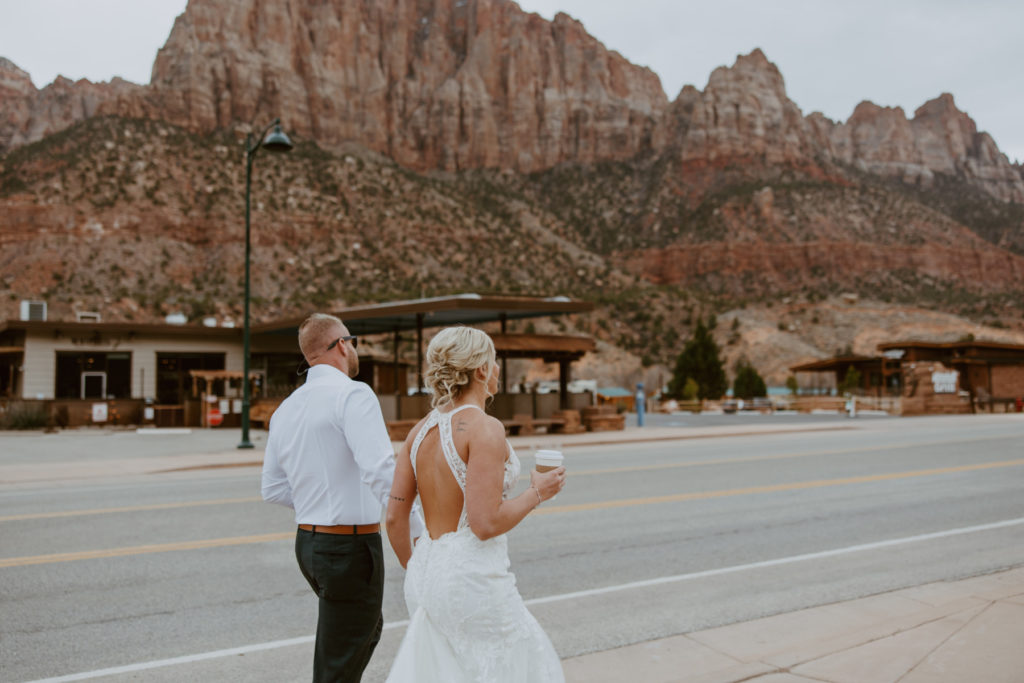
<box><xmin>81</xmin><ymin>372</ymin><xmax>107</xmax><ymax>399</ymax></box>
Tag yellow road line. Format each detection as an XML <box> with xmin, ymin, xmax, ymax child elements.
<box><xmin>9</xmin><ymin>434</ymin><xmax>1013</xmax><ymax>523</ymax></box>
<box><xmin>0</xmin><ymin>497</ymin><xmax>262</xmax><ymax>523</ymax></box>
<box><xmin>0</xmin><ymin>532</ymin><xmax>294</xmax><ymax>568</ymax></box>
<box><xmin>534</xmin><ymin>457</ymin><xmax>1024</xmax><ymax>515</ymax></box>
<box><xmin>4</xmin><ymin>457</ymin><xmax>1023</xmax><ymax>568</ymax></box>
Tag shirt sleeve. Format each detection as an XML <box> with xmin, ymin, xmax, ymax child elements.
<box><xmin>261</xmin><ymin>411</ymin><xmax>294</xmax><ymax>508</ymax></box>
<box><xmin>341</xmin><ymin>384</ymin><xmax>426</xmax><ymax>538</ymax></box>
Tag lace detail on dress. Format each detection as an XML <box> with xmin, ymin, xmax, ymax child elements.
<box><xmin>408</xmin><ymin>410</ymin><xmax>438</xmax><ymax>476</ymax></box>
<box><xmin>411</xmin><ymin>405</ymin><xmax>521</xmax><ymax>532</ymax></box>
<box><xmin>436</xmin><ymin>406</ymin><xmax>470</xmax><ymax>491</ymax></box>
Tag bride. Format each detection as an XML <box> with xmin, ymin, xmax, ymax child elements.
<box><xmin>385</xmin><ymin>327</ymin><xmax>566</xmax><ymax>682</ymax></box>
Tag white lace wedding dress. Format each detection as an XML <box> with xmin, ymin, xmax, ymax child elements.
<box><xmin>385</xmin><ymin>405</ymin><xmax>564</xmax><ymax>683</ymax></box>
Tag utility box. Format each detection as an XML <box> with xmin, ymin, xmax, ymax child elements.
<box><xmin>20</xmin><ymin>300</ymin><xmax>47</xmax><ymax>321</ymax></box>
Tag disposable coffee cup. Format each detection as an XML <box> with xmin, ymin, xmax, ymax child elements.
<box><xmin>534</xmin><ymin>449</ymin><xmax>564</xmax><ymax>501</ymax></box>
<box><xmin>534</xmin><ymin>449</ymin><xmax>564</xmax><ymax>473</ymax></box>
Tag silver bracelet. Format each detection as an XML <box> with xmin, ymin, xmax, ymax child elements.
<box><xmin>530</xmin><ymin>485</ymin><xmax>542</xmax><ymax>507</ymax></box>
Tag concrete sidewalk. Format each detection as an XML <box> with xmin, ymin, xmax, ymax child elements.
<box><xmin>562</xmin><ymin>566</ymin><xmax>1024</xmax><ymax>683</ymax></box>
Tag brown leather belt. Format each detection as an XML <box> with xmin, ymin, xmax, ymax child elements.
<box><xmin>298</xmin><ymin>523</ymin><xmax>380</xmax><ymax>535</ymax></box>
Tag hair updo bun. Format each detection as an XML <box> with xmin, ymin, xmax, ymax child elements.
<box><xmin>425</xmin><ymin>327</ymin><xmax>496</xmax><ymax>409</ymax></box>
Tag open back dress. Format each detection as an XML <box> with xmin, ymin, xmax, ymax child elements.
<box><xmin>385</xmin><ymin>405</ymin><xmax>564</xmax><ymax>683</ymax></box>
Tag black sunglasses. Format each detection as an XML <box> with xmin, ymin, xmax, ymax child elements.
<box><xmin>297</xmin><ymin>335</ymin><xmax>359</xmax><ymax>375</ymax></box>
<box><xmin>326</xmin><ymin>335</ymin><xmax>358</xmax><ymax>351</ymax></box>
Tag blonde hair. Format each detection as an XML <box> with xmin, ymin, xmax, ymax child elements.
<box><xmin>425</xmin><ymin>327</ymin><xmax>496</xmax><ymax>409</ymax></box>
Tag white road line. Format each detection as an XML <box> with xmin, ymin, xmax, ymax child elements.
<box><xmin>0</xmin><ymin>473</ymin><xmax>257</xmax><ymax>499</ymax></box>
<box><xmin>23</xmin><ymin>516</ymin><xmax>1024</xmax><ymax>683</ymax></box>
<box><xmin>23</xmin><ymin>622</ymin><xmax>409</xmax><ymax>683</ymax></box>
<box><xmin>524</xmin><ymin>516</ymin><xmax>1024</xmax><ymax>605</ymax></box>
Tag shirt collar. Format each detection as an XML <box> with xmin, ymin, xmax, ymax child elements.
<box><xmin>307</xmin><ymin>364</ymin><xmax>348</xmax><ymax>382</ymax></box>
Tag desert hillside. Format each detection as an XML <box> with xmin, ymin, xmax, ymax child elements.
<box><xmin>2</xmin><ymin>0</ymin><xmax>1022</xmax><ymax>387</ymax></box>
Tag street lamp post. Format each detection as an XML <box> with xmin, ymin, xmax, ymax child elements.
<box><xmin>239</xmin><ymin>118</ymin><xmax>293</xmax><ymax>449</ymax></box>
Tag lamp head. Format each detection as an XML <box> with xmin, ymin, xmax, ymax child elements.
<box><xmin>261</xmin><ymin>124</ymin><xmax>293</xmax><ymax>153</ymax></box>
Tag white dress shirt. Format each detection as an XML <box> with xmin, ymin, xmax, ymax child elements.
<box><xmin>262</xmin><ymin>364</ymin><xmax>424</xmax><ymax>538</ymax></box>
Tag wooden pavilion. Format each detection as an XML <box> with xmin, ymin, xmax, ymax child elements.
<box><xmin>253</xmin><ymin>293</ymin><xmax>596</xmax><ymax>421</ymax></box>
<box><xmin>789</xmin><ymin>354</ymin><xmax>900</xmax><ymax>396</ymax></box>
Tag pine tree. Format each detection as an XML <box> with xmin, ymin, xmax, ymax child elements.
<box><xmin>733</xmin><ymin>359</ymin><xmax>767</xmax><ymax>399</ymax></box>
<box><xmin>668</xmin><ymin>317</ymin><xmax>727</xmax><ymax>400</ymax></box>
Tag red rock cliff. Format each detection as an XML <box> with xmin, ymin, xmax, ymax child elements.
<box><xmin>670</xmin><ymin>49</ymin><xmax>819</xmax><ymax>167</ymax></box>
<box><xmin>136</xmin><ymin>0</ymin><xmax>668</xmax><ymax>172</ymax></box>
<box><xmin>0</xmin><ymin>2</ymin><xmax>1021</xmax><ymax>203</ymax></box>
<box><xmin>817</xmin><ymin>93</ymin><xmax>1024</xmax><ymax>202</ymax></box>
<box><xmin>0</xmin><ymin>58</ymin><xmax>144</xmax><ymax>151</ymax></box>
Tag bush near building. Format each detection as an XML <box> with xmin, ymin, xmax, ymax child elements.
<box><xmin>0</xmin><ymin>402</ymin><xmax>49</xmax><ymax>430</ymax></box>
<box><xmin>733</xmin><ymin>360</ymin><xmax>768</xmax><ymax>399</ymax></box>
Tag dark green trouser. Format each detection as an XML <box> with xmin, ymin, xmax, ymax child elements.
<box><xmin>295</xmin><ymin>528</ymin><xmax>384</xmax><ymax>683</ymax></box>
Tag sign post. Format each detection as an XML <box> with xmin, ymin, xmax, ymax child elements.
<box><xmin>207</xmin><ymin>408</ymin><xmax>223</xmax><ymax>427</ymax></box>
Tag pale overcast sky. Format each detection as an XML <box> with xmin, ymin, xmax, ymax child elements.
<box><xmin>1</xmin><ymin>0</ymin><xmax>1020</xmax><ymax>162</ymax></box>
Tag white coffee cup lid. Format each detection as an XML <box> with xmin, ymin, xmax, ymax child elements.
<box><xmin>535</xmin><ymin>449</ymin><xmax>563</xmax><ymax>463</ymax></box>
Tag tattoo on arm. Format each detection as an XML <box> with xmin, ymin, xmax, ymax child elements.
<box><xmin>390</xmin><ymin>495</ymin><xmax>406</xmax><ymax>502</ymax></box>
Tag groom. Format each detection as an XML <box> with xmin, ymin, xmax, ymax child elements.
<box><xmin>262</xmin><ymin>313</ymin><xmax>424</xmax><ymax>682</ymax></box>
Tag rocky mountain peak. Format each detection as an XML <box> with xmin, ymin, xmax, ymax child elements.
<box><xmin>848</xmin><ymin>100</ymin><xmax>905</xmax><ymax>123</ymax></box>
<box><xmin>673</xmin><ymin>48</ymin><xmax>815</xmax><ymax>167</ymax></box>
<box><xmin>0</xmin><ymin>58</ymin><xmax>35</xmax><ymax>94</ymax></box>
<box><xmin>825</xmin><ymin>92</ymin><xmax>1024</xmax><ymax>201</ymax></box>
<box><xmin>911</xmin><ymin>93</ymin><xmax>979</xmax><ymax>172</ymax></box>
<box><xmin>725</xmin><ymin>48</ymin><xmax>778</xmax><ymax>79</ymax></box>
<box><xmin>915</xmin><ymin>91</ymin><xmax>957</xmax><ymax>113</ymax></box>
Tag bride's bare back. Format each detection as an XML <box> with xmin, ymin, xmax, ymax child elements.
<box><xmin>413</xmin><ymin>419</ymin><xmax>468</xmax><ymax>540</ymax></box>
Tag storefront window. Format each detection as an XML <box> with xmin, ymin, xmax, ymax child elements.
<box><xmin>156</xmin><ymin>353</ymin><xmax>225</xmax><ymax>404</ymax></box>
<box><xmin>55</xmin><ymin>352</ymin><xmax>131</xmax><ymax>399</ymax></box>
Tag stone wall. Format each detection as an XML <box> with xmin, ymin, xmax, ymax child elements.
<box><xmin>900</xmin><ymin>362</ymin><xmax>970</xmax><ymax>416</ymax></box>
<box><xmin>991</xmin><ymin>365</ymin><xmax>1024</xmax><ymax>398</ymax></box>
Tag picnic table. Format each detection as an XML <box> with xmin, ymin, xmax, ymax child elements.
<box><xmin>502</xmin><ymin>413</ymin><xmax>566</xmax><ymax>436</ymax></box>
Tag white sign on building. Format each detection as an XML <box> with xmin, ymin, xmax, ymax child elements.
<box><xmin>931</xmin><ymin>371</ymin><xmax>958</xmax><ymax>394</ymax></box>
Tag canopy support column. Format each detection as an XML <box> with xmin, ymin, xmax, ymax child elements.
<box><xmin>392</xmin><ymin>328</ymin><xmax>400</xmax><ymax>396</ymax></box>
<box><xmin>499</xmin><ymin>313</ymin><xmax>508</xmax><ymax>393</ymax></box>
<box><xmin>558</xmin><ymin>359</ymin><xmax>570</xmax><ymax>410</ymax></box>
<box><xmin>416</xmin><ymin>313</ymin><xmax>424</xmax><ymax>394</ymax></box>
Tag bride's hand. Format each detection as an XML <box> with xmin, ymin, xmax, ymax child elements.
<box><xmin>529</xmin><ymin>467</ymin><xmax>566</xmax><ymax>503</ymax></box>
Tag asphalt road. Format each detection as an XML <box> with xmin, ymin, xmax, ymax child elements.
<box><xmin>2</xmin><ymin>415</ymin><xmax>1023</xmax><ymax>682</ymax></box>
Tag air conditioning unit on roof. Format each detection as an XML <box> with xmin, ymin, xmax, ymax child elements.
<box><xmin>20</xmin><ymin>300</ymin><xmax>47</xmax><ymax>321</ymax></box>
